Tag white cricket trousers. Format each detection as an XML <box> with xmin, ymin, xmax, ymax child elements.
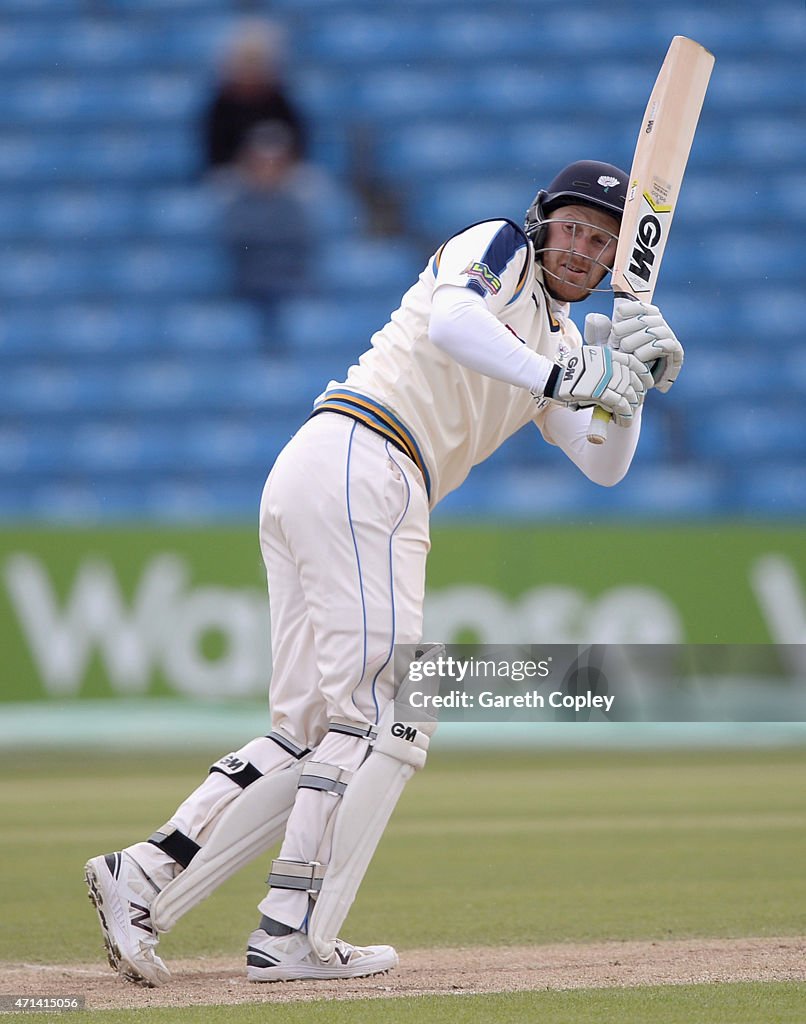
<box><xmin>258</xmin><ymin>411</ymin><xmax>430</xmax><ymax>928</ymax></box>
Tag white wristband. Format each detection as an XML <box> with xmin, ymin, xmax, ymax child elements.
<box><xmin>529</xmin><ymin>358</ymin><xmax>553</xmax><ymax>398</ymax></box>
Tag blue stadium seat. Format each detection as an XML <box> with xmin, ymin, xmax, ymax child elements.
<box><xmin>0</xmin><ymin>24</ymin><xmax>57</xmax><ymax>68</ymax></box>
<box><xmin>761</xmin><ymin>4</ymin><xmax>806</xmax><ymax>53</ymax></box>
<box><xmin>592</xmin><ymin>463</ymin><xmax>732</xmax><ymax>517</ymax></box>
<box><xmin>275</xmin><ymin>297</ymin><xmax>396</xmax><ymax>352</ymax></box>
<box><xmin>98</xmin><ymin>0</ymin><xmax>234</xmax><ymax>12</ymax></box>
<box><xmin>51</xmin><ymin>21</ymin><xmax>154</xmax><ymax>68</ymax></box>
<box><xmin>103</xmin><ymin>244</ymin><xmax>231</xmax><ymax>296</ymax></box>
<box><xmin>0</xmin><ymin>304</ymin><xmax>155</xmax><ymax>354</ymax></box>
<box><xmin>350</xmin><ymin>68</ymin><xmax>475</xmax><ymax>121</ymax></box>
<box><xmin>677</xmin><ymin>344</ymin><xmax>806</xmax><ymax>403</ymax></box>
<box><xmin>4</xmin><ymin>363</ymin><xmax>121</xmax><ymax>416</ymax></box>
<box><xmin>0</xmin><ymin>130</ymin><xmax>199</xmax><ymax>184</ymax></box>
<box><xmin>0</xmin><ymin>303</ymin><xmax>259</xmax><ymax>355</ymax></box>
<box><xmin>161</xmin><ymin>301</ymin><xmax>263</xmax><ymax>352</ymax></box>
<box><xmin>680</xmin><ymin>173</ymin><xmax>784</xmax><ymax>225</ymax></box>
<box><xmin>299</xmin><ymin>14</ymin><xmax>429</xmax><ymax>63</ymax></box>
<box><xmin>0</xmin><ymin>191</ymin><xmax>33</xmax><ymax>234</ymax></box>
<box><xmin>690</xmin><ymin>403</ymin><xmax>806</xmax><ymax>460</ymax></box>
<box><xmin>492</xmin><ymin>467</ymin><xmax>604</xmax><ymax>518</ymax></box>
<box><xmin>26</xmin><ymin>189</ymin><xmax>141</xmax><ymax>239</ymax></box>
<box><xmin>315</xmin><ymin>239</ymin><xmax>421</xmax><ymax>294</ymax></box>
<box><xmin>770</xmin><ymin>175</ymin><xmax>806</xmax><ymax>221</ymax></box>
<box><xmin>0</xmin><ymin>248</ymin><xmax>97</xmax><ymax>299</ymax></box>
<box><xmin>0</xmin><ymin>0</ymin><xmax>800</xmax><ymax>521</ymax></box>
<box><xmin>504</xmin><ymin>120</ymin><xmax>622</xmax><ymax>174</ymax></box>
<box><xmin>90</xmin><ymin>129</ymin><xmax>201</xmax><ymax>181</ymax></box>
<box><xmin>429</xmin><ymin>15</ymin><xmax>546</xmax><ymax>60</ymax></box>
<box><xmin>676</xmin><ymin>233</ymin><xmax>800</xmax><ymax>284</ymax></box>
<box><xmin>786</xmin><ymin>348</ymin><xmax>806</xmax><ymax>396</ymax></box>
<box><xmin>140</xmin><ymin>187</ymin><xmax>219</xmax><ymax>238</ymax></box>
<box><xmin>25</xmin><ymin>478</ymin><xmax>158</xmax><ymax>523</ymax></box>
<box><xmin>0</xmin><ymin>243</ymin><xmax>231</xmax><ymax>299</ymax></box>
<box><xmin>70</xmin><ymin>422</ymin><xmax>186</xmax><ymax>473</ymax></box>
<box><xmin>290</xmin><ymin>68</ymin><xmax>352</xmax><ymax>122</ymax></box>
<box><xmin>469</xmin><ymin>66</ymin><xmax>593</xmax><ymax>115</ymax></box>
<box><xmin>652</xmin><ymin>5</ymin><xmax>805</xmax><ymax>58</ymax></box>
<box><xmin>177</xmin><ymin>419</ymin><xmax>292</xmax><ymax>473</ymax></box>
<box><xmin>737</xmin><ymin>464</ymin><xmax>806</xmax><ymax>516</ymax></box>
<box><xmin>221</xmin><ymin>359</ymin><xmax>315</xmax><ymax>415</ymax></box>
<box><xmin>378</xmin><ymin>123</ymin><xmax>500</xmax><ymax>180</ymax></box>
<box><xmin>0</xmin><ymin>426</ymin><xmax>68</xmax><ymax>475</ymax></box>
<box><xmin>0</xmin><ymin>74</ymin><xmax>202</xmax><ymax>126</ymax></box>
<box><xmin>406</xmin><ymin>178</ymin><xmax>529</xmax><ymax>239</ymax></box>
<box><xmin>142</xmin><ymin>476</ymin><xmax>262</xmax><ymax>522</ymax></box>
<box><xmin>21</xmin><ymin>17</ymin><xmax>230</xmax><ymax>70</ymax></box>
<box><xmin>707</xmin><ymin>59</ymin><xmax>805</xmax><ymax>113</ymax></box>
<box><xmin>701</xmin><ymin>118</ymin><xmax>806</xmax><ymax>170</ymax></box>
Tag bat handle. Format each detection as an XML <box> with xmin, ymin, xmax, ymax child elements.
<box><xmin>587</xmin><ymin>406</ymin><xmax>610</xmax><ymax>445</ymax></box>
<box><xmin>585</xmin><ymin>291</ymin><xmax>637</xmax><ymax>445</ymax></box>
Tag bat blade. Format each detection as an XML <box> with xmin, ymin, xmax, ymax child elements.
<box><xmin>587</xmin><ymin>36</ymin><xmax>715</xmax><ymax>445</ymax></box>
<box><xmin>612</xmin><ymin>36</ymin><xmax>715</xmax><ymax>301</ymax></box>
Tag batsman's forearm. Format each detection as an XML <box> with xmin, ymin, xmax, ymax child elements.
<box><xmin>544</xmin><ymin>404</ymin><xmax>643</xmax><ymax>486</ymax></box>
<box><xmin>428</xmin><ymin>285</ymin><xmax>553</xmax><ymax>393</ymax></box>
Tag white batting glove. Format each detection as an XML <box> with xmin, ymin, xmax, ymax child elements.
<box><xmin>537</xmin><ymin>344</ymin><xmax>648</xmax><ymax>425</ymax></box>
<box><xmin>583</xmin><ymin>312</ymin><xmax>616</xmax><ymax>349</ymax></box>
<box><xmin>611</xmin><ymin>300</ymin><xmax>684</xmax><ymax>394</ymax></box>
<box><xmin>583</xmin><ymin>313</ymin><xmax>653</xmax><ymax>425</ymax></box>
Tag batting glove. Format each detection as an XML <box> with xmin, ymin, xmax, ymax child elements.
<box><xmin>611</xmin><ymin>299</ymin><xmax>684</xmax><ymax>394</ymax></box>
<box><xmin>583</xmin><ymin>311</ymin><xmax>616</xmax><ymax>348</ymax></box>
<box><xmin>537</xmin><ymin>344</ymin><xmax>648</xmax><ymax>425</ymax></box>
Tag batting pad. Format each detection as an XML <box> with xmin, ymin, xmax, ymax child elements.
<box><xmin>150</xmin><ymin>761</ymin><xmax>304</xmax><ymax>933</ymax></box>
<box><xmin>308</xmin><ymin>702</ymin><xmax>437</xmax><ymax>961</ymax></box>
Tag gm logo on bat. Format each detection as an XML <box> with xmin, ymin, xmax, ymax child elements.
<box><xmin>629</xmin><ymin>213</ymin><xmax>662</xmax><ymax>283</ymax></box>
<box><xmin>626</xmin><ymin>191</ymin><xmax>672</xmax><ymax>291</ymax></box>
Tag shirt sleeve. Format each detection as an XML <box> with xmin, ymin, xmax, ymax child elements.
<box><xmin>428</xmin><ymin>285</ymin><xmax>554</xmax><ymax>394</ymax></box>
<box><xmin>432</xmin><ymin>220</ymin><xmax>531</xmax><ymax>314</ymax></box>
<box><xmin>539</xmin><ymin>404</ymin><xmax>643</xmax><ymax>486</ymax></box>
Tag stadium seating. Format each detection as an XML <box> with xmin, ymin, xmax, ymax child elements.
<box><xmin>0</xmin><ymin>0</ymin><xmax>802</xmax><ymax>521</ymax></box>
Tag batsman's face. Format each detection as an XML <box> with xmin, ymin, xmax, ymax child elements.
<box><xmin>541</xmin><ymin>205</ymin><xmax>620</xmax><ymax>302</ymax></box>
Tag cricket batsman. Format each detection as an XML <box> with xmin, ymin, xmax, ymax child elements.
<box><xmin>84</xmin><ymin>160</ymin><xmax>683</xmax><ymax>985</ymax></box>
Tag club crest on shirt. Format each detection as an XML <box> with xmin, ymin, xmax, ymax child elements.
<box><xmin>463</xmin><ymin>261</ymin><xmax>502</xmax><ymax>295</ymax></box>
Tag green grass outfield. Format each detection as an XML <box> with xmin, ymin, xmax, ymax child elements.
<box><xmin>1</xmin><ymin>745</ymin><xmax>804</xmax><ymax>1021</ymax></box>
<box><xmin>5</xmin><ymin>986</ymin><xmax>806</xmax><ymax>1024</ymax></box>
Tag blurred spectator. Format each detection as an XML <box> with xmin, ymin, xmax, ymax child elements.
<box><xmin>203</xmin><ymin>19</ymin><xmax>306</xmax><ymax>175</ymax></box>
<box><xmin>218</xmin><ymin>121</ymin><xmax>312</xmax><ymax>339</ymax></box>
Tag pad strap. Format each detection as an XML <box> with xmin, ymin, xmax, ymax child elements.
<box><xmin>267</xmin><ymin>731</ymin><xmax>311</xmax><ymax>760</ymax></box>
<box><xmin>148</xmin><ymin>824</ymin><xmax>200</xmax><ymax>869</ymax></box>
<box><xmin>328</xmin><ymin>718</ymin><xmax>378</xmax><ymax>741</ymax></box>
<box><xmin>268</xmin><ymin>858</ymin><xmax>326</xmax><ymax>895</ymax></box>
<box><xmin>298</xmin><ymin>761</ymin><xmax>353</xmax><ymax>796</ymax></box>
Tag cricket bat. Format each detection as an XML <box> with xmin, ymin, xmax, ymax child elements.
<box><xmin>587</xmin><ymin>35</ymin><xmax>715</xmax><ymax>445</ymax></box>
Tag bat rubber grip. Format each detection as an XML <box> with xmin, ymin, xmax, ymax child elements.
<box><xmin>587</xmin><ymin>406</ymin><xmax>611</xmax><ymax>445</ymax></box>
<box><xmin>586</xmin><ymin>292</ymin><xmax>638</xmax><ymax>445</ymax></box>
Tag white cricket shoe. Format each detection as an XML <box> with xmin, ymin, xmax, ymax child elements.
<box><xmin>84</xmin><ymin>852</ymin><xmax>170</xmax><ymax>987</ymax></box>
<box><xmin>246</xmin><ymin>928</ymin><xmax>398</xmax><ymax>982</ymax></box>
